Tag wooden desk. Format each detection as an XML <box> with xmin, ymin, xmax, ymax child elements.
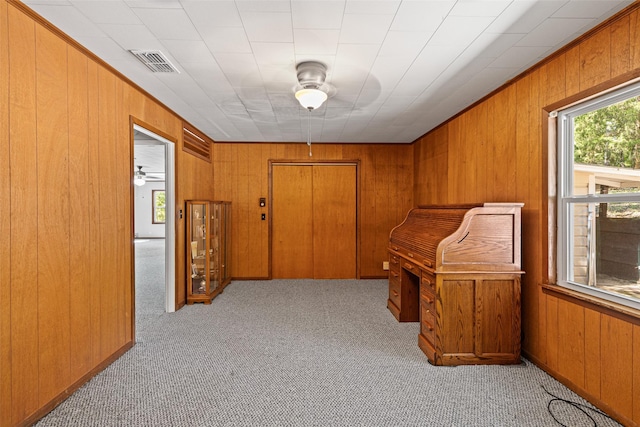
<box><xmin>388</xmin><ymin>203</ymin><xmax>524</xmax><ymax>366</ymax></box>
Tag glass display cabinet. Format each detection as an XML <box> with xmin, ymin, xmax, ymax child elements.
<box><xmin>186</xmin><ymin>200</ymin><xmax>231</xmax><ymax>304</ymax></box>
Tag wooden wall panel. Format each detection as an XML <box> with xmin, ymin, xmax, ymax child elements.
<box><xmin>35</xmin><ymin>23</ymin><xmax>71</xmax><ymax>405</ymax></box>
<box><xmin>584</xmin><ymin>309</ymin><xmax>602</xmax><ymax>399</ymax></box>
<box><xmin>3</xmin><ymin>1</ymin><xmax>215</xmax><ymax>424</ymax></box>
<box><xmin>8</xmin><ymin>6</ymin><xmax>39</xmax><ymax>423</ymax></box>
<box><xmin>579</xmin><ymin>28</ymin><xmax>611</xmax><ymax>90</ymax></box>
<box><xmin>600</xmin><ymin>315</ymin><xmax>634</xmax><ymax>420</ymax></box>
<box><xmin>213</xmin><ymin>143</ymin><xmax>413</xmax><ymax>279</ymax></box>
<box><xmin>0</xmin><ymin>1</ymin><xmax>10</xmax><ymax>425</ymax></box>
<box><xmin>67</xmin><ymin>46</ymin><xmax>92</xmax><ymax>379</ymax></box>
<box><xmin>414</xmin><ymin>5</ymin><xmax>640</xmax><ymax>424</ymax></box>
<box><xmin>634</xmin><ymin>324</ymin><xmax>640</xmax><ymax>424</ymax></box>
<box><xmin>556</xmin><ymin>299</ymin><xmax>585</xmax><ymax>389</ymax></box>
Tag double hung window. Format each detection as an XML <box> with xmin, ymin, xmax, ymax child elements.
<box><xmin>557</xmin><ymin>83</ymin><xmax>640</xmax><ymax>310</ymax></box>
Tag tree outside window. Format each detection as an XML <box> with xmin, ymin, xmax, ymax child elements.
<box><xmin>153</xmin><ymin>190</ymin><xmax>166</xmax><ymax>224</ymax></box>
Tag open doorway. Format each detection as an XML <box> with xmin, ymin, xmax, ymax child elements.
<box><xmin>133</xmin><ymin>123</ymin><xmax>176</xmax><ymax>337</ymax></box>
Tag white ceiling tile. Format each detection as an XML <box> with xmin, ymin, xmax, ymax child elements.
<box><xmin>73</xmin><ymin>1</ymin><xmax>140</xmax><ymax>24</ymax></box>
<box><xmin>251</xmin><ymin>42</ymin><xmax>295</xmax><ymax>66</ymax></box>
<box><xmin>517</xmin><ymin>18</ymin><xmax>594</xmax><ymax>47</ymax></box>
<box><xmin>333</xmin><ymin>44</ymin><xmax>378</xmax><ymax>76</ymax></box>
<box><xmin>183</xmin><ymin>1</ymin><xmax>243</xmax><ymax>28</ymax></box>
<box><xmin>294</xmin><ymin>29</ymin><xmax>340</xmax><ymax>55</ymax></box>
<box><xmin>450</xmin><ymin>0</ymin><xmax>512</xmax><ymax>17</ymax></box>
<box><xmin>488</xmin><ymin>45</ymin><xmax>551</xmax><ymax>69</ymax></box>
<box><xmin>378</xmin><ymin>31</ymin><xmax>432</xmax><ymax>58</ymax></box>
<box><xmin>466</xmin><ymin>32</ymin><xmax>526</xmax><ymax>59</ymax></box>
<box><xmin>99</xmin><ymin>24</ymin><xmax>159</xmax><ymax>49</ymax></box>
<box><xmin>125</xmin><ymin>1</ymin><xmax>182</xmax><ymax>9</ymax></box>
<box><xmin>132</xmin><ymin>8</ymin><xmax>201</xmax><ymax>40</ymax></box>
<box><xmin>236</xmin><ymin>1</ymin><xmax>291</xmax><ymax>13</ymax></box>
<box><xmin>485</xmin><ymin>1</ymin><xmax>566</xmax><ymax>33</ymax></box>
<box><xmin>162</xmin><ymin>40</ymin><xmax>214</xmax><ymax>64</ymax></box>
<box><xmin>241</xmin><ymin>12</ymin><xmax>293</xmax><ymax>42</ymax></box>
<box><xmin>26</xmin><ymin>5</ymin><xmax>103</xmax><ymax>39</ymax></box>
<box><xmin>202</xmin><ymin>28</ymin><xmax>252</xmax><ymax>54</ymax></box>
<box><xmin>339</xmin><ymin>13</ymin><xmax>394</xmax><ymax>44</ymax></box>
<box><xmin>553</xmin><ymin>0</ymin><xmax>633</xmax><ymax>19</ymax></box>
<box><xmin>428</xmin><ymin>16</ymin><xmax>495</xmax><ymax>47</ymax></box>
<box><xmin>344</xmin><ymin>0</ymin><xmax>400</xmax><ymax>15</ymax></box>
<box><xmin>292</xmin><ymin>1</ymin><xmax>345</xmax><ymax>29</ymax></box>
<box><xmin>390</xmin><ymin>1</ymin><xmax>455</xmax><ymax>32</ymax></box>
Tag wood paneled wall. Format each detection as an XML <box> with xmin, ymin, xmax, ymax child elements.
<box><xmin>213</xmin><ymin>143</ymin><xmax>413</xmax><ymax>279</ymax></box>
<box><xmin>414</xmin><ymin>5</ymin><xmax>640</xmax><ymax>426</ymax></box>
<box><xmin>0</xmin><ymin>2</ymin><xmax>214</xmax><ymax>425</ymax></box>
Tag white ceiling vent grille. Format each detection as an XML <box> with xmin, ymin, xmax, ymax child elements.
<box><xmin>129</xmin><ymin>50</ymin><xmax>180</xmax><ymax>73</ymax></box>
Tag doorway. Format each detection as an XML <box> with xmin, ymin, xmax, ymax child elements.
<box><xmin>132</xmin><ymin>122</ymin><xmax>176</xmax><ymax>335</ymax></box>
<box><xmin>270</xmin><ymin>162</ymin><xmax>358</xmax><ymax>279</ymax></box>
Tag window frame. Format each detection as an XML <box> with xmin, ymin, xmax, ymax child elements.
<box><xmin>556</xmin><ymin>81</ymin><xmax>640</xmax><ymax>311</ymax></box>
<box><xmin>152</xmin><ymin>189</ymin><xmax>166</xmax><ymax>225</ymax></box>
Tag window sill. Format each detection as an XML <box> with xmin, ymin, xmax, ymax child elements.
<box><xmin>541</xmin><ymin>283</ymin><xmax>640</xmax><ymax>326</ymax></box>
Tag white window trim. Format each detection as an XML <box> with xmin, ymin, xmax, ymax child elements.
<box><xmin>556</xmin><ymin>82</ymin><xmax>640</xmax><ymax>311</ymax></box>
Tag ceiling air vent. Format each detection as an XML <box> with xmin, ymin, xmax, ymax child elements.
<box><xmin>129</xmin><ymin>49</ymin><xmax>180</xmax><ymax>73</ymax></box>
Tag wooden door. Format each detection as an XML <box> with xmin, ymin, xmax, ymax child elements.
<box><xmin>272</xmin><ymin>164</ymin><xmax>356</xmax><ymax>279</ymax></box>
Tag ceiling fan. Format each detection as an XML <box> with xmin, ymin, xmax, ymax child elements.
<box><xmin>133</xmin><ymin>165</ymin><xmax>164</xmax><ymax>186</ymax></box>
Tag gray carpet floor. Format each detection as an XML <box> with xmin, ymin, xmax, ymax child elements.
<box><xmin>36</xmin><ymin>263</ymin><xmax>621</xmax><ymax>426</ymax></box>
<box><xmin>134</xmin><ymin>238</ymin><xmax>166</xmax><ymax>334</ymax></box>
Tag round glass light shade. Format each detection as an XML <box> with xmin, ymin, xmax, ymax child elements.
<box><xmin>295</xmin><ymin>88</ymin><xmax>327</xmax><ymax>110</ymax></box>
<box><xmin>133</xmin><ymin>176</ymin><xmax>146</xmax><ymax>186</ymax></box>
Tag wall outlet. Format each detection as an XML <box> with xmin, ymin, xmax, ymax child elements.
<box><xmin>382</xmin><ymin>261</ymin><xmax>389</xmax><ymax>271</ymax></box>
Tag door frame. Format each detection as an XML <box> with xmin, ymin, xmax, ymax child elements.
<box><xmin>130</xmin><ymin>118</ymin><xmax>178</xmax><ymax>341</ymax></box>
<box><xmin>268</xmin><ymin>159</ymin><xmax>361</xmax><ymax>279</ymax></box>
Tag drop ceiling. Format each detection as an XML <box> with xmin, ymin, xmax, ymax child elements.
<box><xmin>23</xmin><ymin>0</ymin><xmax>634</xmax><ymax>144</ymax></box>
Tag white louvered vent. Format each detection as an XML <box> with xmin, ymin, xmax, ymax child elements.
<box><xmin>129</xmin><ymin>50</ymin><xmax>180</xmax><ymax>73</ymax></box>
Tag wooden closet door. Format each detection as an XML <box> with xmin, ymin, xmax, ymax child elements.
<box><xmin>272</xmin><ymin>165</ymin><xmax>314</xmax><ymax>278</ymax></box>
<box><xmin>313</xmin><ymin>165</ymin><xmax>356</xmax><ymax>279</ymax></box>
<box><xmin>272</xmin><ymin>164</ymin><xmax>356</xmax><ymax>279</ymax></box>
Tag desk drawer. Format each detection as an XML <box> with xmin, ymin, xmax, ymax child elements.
<box><xmin>421</xmin><ymin>271</ymin><xmax>436</xmax><ymax>293</ymax></box>
<box><xmin>420</xmin><ymin>286</ymin><xmax>435</xmax><ymax>311</ymax></box>
<box><xmin>421</xmin><ymin>305</ymin><xmax>436</xmax><ymax>343</ymax></box>
<box><xmin>402</xmin><ymin>259</ymin><xmax>419</xmax><ymax>274</ymax></box>
<box><xmin>389</xmin><ymin>278</ymin><xmax>401</xmax><ymax>308</ymax></box>
<box><xmin>389</xmin><ymin>254</ymin><xmax>401</xmax><ymax>273</ymax></box>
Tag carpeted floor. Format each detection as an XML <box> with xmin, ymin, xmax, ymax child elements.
<box><xmin>134</xmin><ymin>238</ymin><xmax>166</xmax><ymax>334</ymax></box>
<box><xmin>36</xmin><ymin>271</ymin><xmax>620</xmax><ymax>426</ymax></box>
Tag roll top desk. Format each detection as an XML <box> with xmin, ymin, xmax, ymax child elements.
<box><xmin>388</xmin><ymin>203</ymin><xmax>524</xmax><ymax>366</ymax></box>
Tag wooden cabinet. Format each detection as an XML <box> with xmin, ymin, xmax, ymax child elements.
<box><xmin>186</xmin><ymin>200</ymin><xmax>231</xmax><ymax>304</ymax></box>
<box><xmin>388</xmin><ymin>203</ymin><xmax>523</xmax><ymax>366</ymax></box>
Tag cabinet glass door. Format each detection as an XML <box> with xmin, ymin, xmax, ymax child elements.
<box><xmin>190</xmin><ymin>203</ymin><xmax>207</xmax><ymax>295</ymax></box>
<box><xmin>209</xmin><ymin>203</ymin><xmax>221</xmax><ymax>290</ymax></box>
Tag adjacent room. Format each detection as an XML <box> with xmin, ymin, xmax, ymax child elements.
<box><xmin>2</xmin><ymin>0</ymin><xmax>640</xmax><ymax>426</ymax></box>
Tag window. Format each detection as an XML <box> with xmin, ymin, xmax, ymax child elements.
<box><xmin>153</xmin><ymin>190</ymin><xmax>166</xmax><ymax>224</ymax></box>
<box><xmin>557</xmin><ymin>82</ymin><xmax>640</xmax><ymax>310</ymax></box>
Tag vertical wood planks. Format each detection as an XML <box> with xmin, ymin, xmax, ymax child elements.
<box><xmin>584</xmin><ymin>309</ymin><xmax>601</xmax><ymax>398</ymax></box>
<box><xmin>634</xmin><ymin>324</ymin><xmax>640</xmax><ymax>424</ymax></box>
<box><xmin>8</xmin><ymin>5</ymin><xmax>39</xmax><ymax>422</ymax></box>
<box><xmin>600</xmin><ymin>315</ymin><xmax>634</xmax><ymax>420</ymax></box>
<box><xmin>0</xmin><ymin>1</ymin><xmax>10</xmax><ymax>424</ymax></box>
<box><xmin>556</xmin><ymin>299</ymin><xmax>585</xmax><ymax>389</ymax></box>
<box><xmin>579</xmin><ymin>28</ymin><xmax>611</xmax><ymax>90</ymax></box>
<box><xmin>67</xmin><ymin>46</ymin><xmax>92</xmax><ymax>379</ymax></box>
<box><xmin>35</xmin><ymin>22</ymin><xmax>71</xmax><ymax>405</ymax></box>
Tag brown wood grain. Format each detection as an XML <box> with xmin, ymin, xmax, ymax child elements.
<box><xmin>67</xmin><ymin>45</ymin><xmax>93</xmax><ymax>381</ymax></box>
<box><xmin>634</xmin><ymin>324</ymin><xmax>640</xmax><ymax>424</ymax></box>
<box><xmin>86</xmin><ymin>58</ymin><xmax>102</xmax><ymax>368</ymax></box>
<box><xmin>0</xmin><ymin>1</ymin><xmax>10</xmax><ymax>424</ymax></box>
<box><xmin>600</xmin><ymin>315</ymin><xmax>634</xmax><ymax>420</ymax></box>
<box><xmin>35</xmin><ymin>23</ymin><xmax>72</xmax><ymax>404</ymax></box>
<box><xmin>439</xmin><ymin>279</ymin><xmax>475</xmax><ymax>354</ymax></box>
<box><xmin>556</xmin><ymin>298</ymin><xmax>585</xmax><ymax>389</ymax></box>
<box><xmin>611</xmin><ymin>15</ymin><xmax>631</xmax><ymax>77</ymax></box>
<box><xmin>584</xmin><ymin>308</ymin><xmax>602</xmax><ymax>398</ymax></box>
<box><xmin>579</xmin><ymin>28</ymin><xmax>611</xmax><ymax>90</ymax></box>
<box><xmin>313</xmin><ymin>165</ymin><xmax>356</xmax><ymax>279</ymax></box>
<box><xmin>8</xmin><ymin>5</ymin><xmax>40</xmax><ymax>422</ymax></box>
<box><xmin>272</xmin><ymin>165</ymin><xmax>314</xmax><ymax>278</ymax></box>
<box><xmin>477</xmin><ymin>279</ymin><xmax>515</xmax><ymax>355</ymax></box>
<box><xmin>631</xmin><ymin>10</ymin><xmax>640</xmax><ymax>70</ymax></box>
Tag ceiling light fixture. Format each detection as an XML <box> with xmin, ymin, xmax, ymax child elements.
<box><xmin>133</xmin><ymin>165</ymin><xmax>146</xmax><ymax>186</ymax></box>
<box><xmin>295</xmin><ymin>61</ymin><xmax>330</xmax><ymax>157</ymax></box>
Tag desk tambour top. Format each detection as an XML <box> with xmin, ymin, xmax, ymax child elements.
<box><xmin>389</xmin><ymin>203</ymin><xmax>523</xmax><ymax>273</ymax></box>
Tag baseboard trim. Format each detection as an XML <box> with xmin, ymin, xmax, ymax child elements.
<box><xmin>523</xmin><ymin>350</ymin><xmax>637</xmax><ymax>427</ymax></box>
<box><xmin>19</xmin><ymin>341</ymin><xmax>135</xmax><ymax>427</ymax></box>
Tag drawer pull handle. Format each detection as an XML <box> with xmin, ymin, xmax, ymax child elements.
<box><xmin>408</xmin><ymin>252</ymin><xmax>414</xmax><ymax>258</ymax></box>
<box><xmin>424</xmin><ymin>323</ymin><xmax>433</xmax><ymax>331</ymax></box>
<box><xmin>404</xmin><ymin>263</ymin><xmax>413</xmax><ymax>270</ymax></box>
<box><xmin>424</xmin><ymin>260</ymin><xmax>433</xmax><ymax>268</ymax></box>
<box><xmin>425</xmin><ymin>297</ymin><xmax>433</xmax><ymax>305</ymax></box>
<box><xmin>392</xmin><ymin>246</ymin><xmax>399</xmax><ymax>251</ymax></box>
<box><xmin>392</xmin><ymin>290</ymin><xmax>399</xmax><ymax>297</ymax></box>
<box><xmin>391</xmin><ymin>271</ymin><xmax>399</xmax><ymax>277</ymax></box>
